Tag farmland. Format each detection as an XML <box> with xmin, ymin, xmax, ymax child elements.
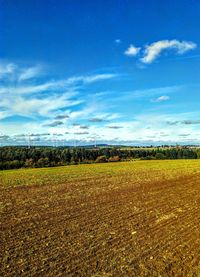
<box><xmin>0</xmin><ymin>160</ymin><xmax>200</xmax><ymax>276</ymax></box>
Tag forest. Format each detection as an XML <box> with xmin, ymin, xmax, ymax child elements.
<box><xmin>0</xmin><ymin>146</ymin><xmax>200</xmax><ymax>170</ymax></box>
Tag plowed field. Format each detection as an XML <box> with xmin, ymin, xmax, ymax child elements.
<box><xmin>1</xmin><ymin>160</ymin><xmax>200</xmax><ymax>276</ymax></box>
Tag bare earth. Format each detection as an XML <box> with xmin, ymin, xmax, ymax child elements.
<box><xmin>0</xmin><ymin>160</ymin><xmax>200</xmax><ymax>276</ymax></box>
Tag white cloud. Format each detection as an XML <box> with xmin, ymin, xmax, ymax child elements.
<box><xmin>151</xmin><ymin>95</ymin><xmax>170</xmax><ymax>103</ymax></box>
<box><xmin>124</xmin><ymin>44</ymin><xmax>140</xmax><ymax>56</ymax></box>
<box><xmin>1</xmin><ymin>61</ymin><xmax>199</xmax><ymax>146</ymax></box>
<box><xmin>0</xmin><ymin>74</ymin><xmax>116</xmax><ymax>96</ymax></box>
<box><xmin>67</xmin><ymin>73</ymin><xmax>117</xmax><ymax>84</ymax></box>
<box><xmin>0</xmin><ymin>63</ymin><xmax>16</xmax><ymax>79</ymax></box>
<box><xmin>141</xmin><ymin>40</ymin><xmax>197</xmax><ymax>64</ymax></box>
<box><xmin>0</xmin><ymin>93</ymin><xmax>83</xmax><ymax>119</ymax></box>
<box><xmin>3</xmin><ymin>73</ymin><xmax>107</xmax><ymax>95</ymax></box>
<box><xmin>0</xmin><ymin>62</ymin><xmax>119</xmax><ymax>122</ymax></box>
<box><xmin>0</xmin><ymin>81</ymin><xmax>71</xmax><ymax>95</ymax></box>
<box><xmin>0</xmin><ymin>63</ymin><xmax>42</xmax><ymax>82</ymax></box>
<box><xmin>2</xmin><ymin>111</ymin><xmax>200</xmax><ymax>145</ymax></box>
<box><xmin>19</xmin><ymin>66</ymin><xmax>41</xmax><ymax>81</ymax></box>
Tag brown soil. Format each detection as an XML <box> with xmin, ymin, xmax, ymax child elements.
<box><xmin>0</xmin><ymin>161</ymin><xmax>200</xmax><ymax>276</ymax></box>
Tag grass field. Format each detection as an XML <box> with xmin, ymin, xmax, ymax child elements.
<box><xmin>1</xmin><ymin>160</ymin><xmax>200</xmax><ymax>276</ymax></box>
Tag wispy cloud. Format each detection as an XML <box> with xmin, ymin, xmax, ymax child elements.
<box><xmin>0</xmin><ymin>93</ymin><xmax>82</xmax><ymax>119</ymax></box>
<box><xmin>0</xmin><ymin>63</ymin><xmax>16</xmax><ymax>79</ymax></box>
<box><xmin>151</xmin><ymin>95</ymin><xmax>170</xmax><ymax>103</ymax></box>
<box><xmin>1</xmin><ymin>59</ymin><xmax>199</xmax><ymax>146</ymax></box>
<box><xmin>67</xmin><ymin>73</ymin><xmax>117</xmax><ymax>84</ymax></box>
<box><xmin>141</xmin><ymin>40</ymin><xmax>197</xmax><ymax>64</ymax></box>
<box><xmin>0</xmin><ymin>62</ymin><xmax>118</xmax><ymax>120</ymax></box>
<box><xmin>19</xmin><ymin>66</ymin><xmax>42</xmax><ymax>81</ymax></box>
<box><xmin>124</xmin><ymin>44</ymin><xmax>140</xmax><ymax>57</ymax></box>
<box><xmin>0</xmin><ymin>80</ymin><xmax>75</xmax><ymax>95</ymax></box>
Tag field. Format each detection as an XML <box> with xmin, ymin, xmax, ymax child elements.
<box><xmin>1</xmin><ymin>160</ymin><xmax>200</xmax><ymax>276</ymax></box>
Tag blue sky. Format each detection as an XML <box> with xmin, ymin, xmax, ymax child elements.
<box><xmin>0</xmin><ymin>0</ymin><xmax>200</xmax><ymax>145</ymax></box>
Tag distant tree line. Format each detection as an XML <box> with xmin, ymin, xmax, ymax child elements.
<box><xmin>0</xmin><ymin>146</ymin><xmax>200</xmax><ymax>170</ymax></box>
